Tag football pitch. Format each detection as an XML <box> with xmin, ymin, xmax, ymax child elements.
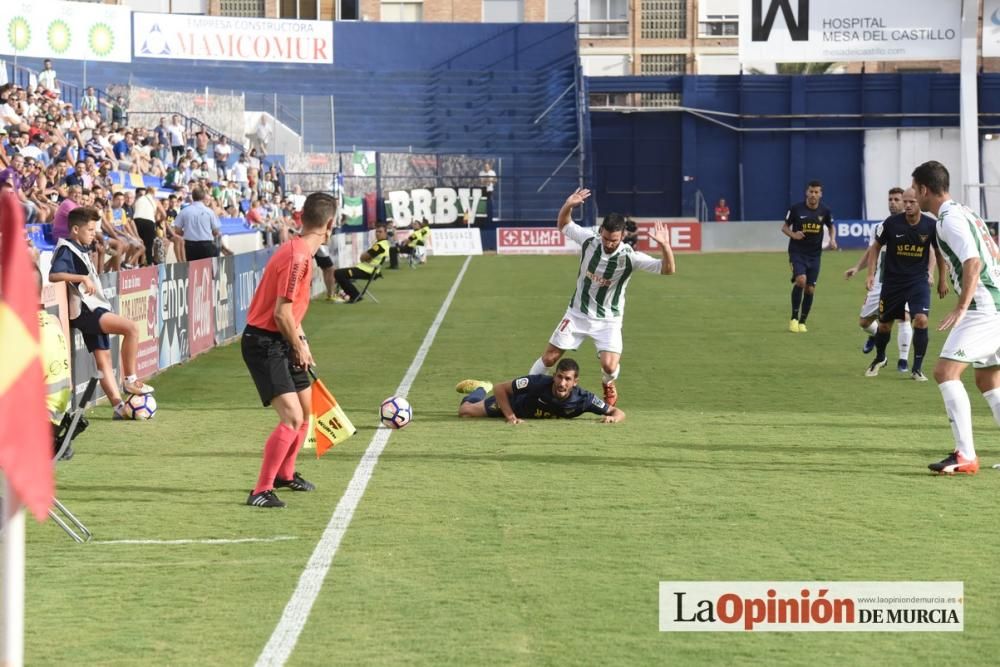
<box><xmin>28</xmin><ymin>251</ymin><xmax>1000</xmax><ymax>665</ymax></box>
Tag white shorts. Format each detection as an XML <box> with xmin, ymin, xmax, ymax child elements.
<box><xmin>548</xmin><ymin>308</ymin><xmax>623</xmax><ymax>355</ymax></box>
<box><xmin>859</xmin><ymin>284</ymin><xmax>909</xmax><ymax>319</ymax></box>
<box><xmin>939</xmin><ymin>310</ymin><xmax>1000</xmax><ymax>368</ymax></box>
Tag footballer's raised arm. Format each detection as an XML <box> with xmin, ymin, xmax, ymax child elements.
<box><xmin>557</xmin><ymin>188</ymin><xmax>591</xmax><ymax>232</ymax></box>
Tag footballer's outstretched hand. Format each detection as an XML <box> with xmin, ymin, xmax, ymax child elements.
<box><xmin>601</xmin><ymin>407</ymin><xmax>625</xmax><ymax>424</ymax></box>
<box><xmin>649</xmin><ymin>222</ymin><xmax>671</xmax><ymax>248</ymax></box>
<box><xmin>506</xmin><ymin>414</ymin><xmax>523</xmax><ymax>425</ymax></box>
<box><xmin>564</xmin><ymin>188</ymin><xmax>591</xmax><ymax>209</ymax></box>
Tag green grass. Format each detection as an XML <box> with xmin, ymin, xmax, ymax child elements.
<box><xmin>27</xmin><ymin>251</ymin><xmax>1000</xmax><ymax>666</ymax></box>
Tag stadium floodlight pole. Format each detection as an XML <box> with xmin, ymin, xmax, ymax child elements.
<box><xmin>959</xmin><ymin>0</ymin><xmax>980</xmax><ymax>208</ymax></box>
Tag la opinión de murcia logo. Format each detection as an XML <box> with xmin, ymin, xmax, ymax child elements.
<box><xmin>660</xmin><ymin>582</ymin><xmax>963</xmax><ymax>632</ymax></box>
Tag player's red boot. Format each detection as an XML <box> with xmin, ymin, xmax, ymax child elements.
<box><xmin>602</xmin><ymin>381</ymin><xmax>618</xmax><ymax>407</ymax></box>
<box><xmin>928</xmin><ymin>451</ymin><xmax>979</xmax><ymax>475</ymax></box>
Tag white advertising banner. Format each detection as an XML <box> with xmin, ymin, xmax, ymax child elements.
<box><xmin>739</xmin><ymin>0</ymin><xmax>962</xmax><ymax>63</ymax></box>
<box><xmin>496</xmin><ymin>227</ymin><xmax>584</xmax><ymax>255</ymax></box>
<box><xmin>133</xmin><ymin>12</ymin><xmax>333</xmax><ymax>64</ymax></box>
<box><xmin>0</xmin><ymin>0</ymin><xmax>132</xmax><ymax>63</ymax></box>
<box><xmin>429</xmin><ymin>229</ymin><xmax>483</xmax><ymax>256</ymax></box>
<box><xmin>985</xmin><ymin>0</ymin><xmax>1000</xmax><ymax>58</ymax></box>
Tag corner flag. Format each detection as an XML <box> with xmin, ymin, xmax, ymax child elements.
<box><xmin>310</xmin><ymin>375</ymin><xmax>356</xmax><ymax>457</ymax></box>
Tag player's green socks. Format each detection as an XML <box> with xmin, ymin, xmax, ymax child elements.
<box><xmin>911</xmin><ymin>327</ymin><xmax>928</xmax><ymax>373</ymax></box>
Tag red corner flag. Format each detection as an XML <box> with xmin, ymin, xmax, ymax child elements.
<box><xmin>0</xmin><ymin>194</ymin><xmax>54</xmax><ymax>520</ymax></box>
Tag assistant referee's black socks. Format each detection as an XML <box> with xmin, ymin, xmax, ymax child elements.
<box><xmin>874</xmin><ymin>330</ymin><xmax>891</xmax><ymax>361</ymax></box>
<box><xmin>791</xmin><ymin>285</ymin><xmax>803</xmax><ymax>320</ymax></box>
<box><xmin>912</xmin><ymin>327</ymin><xmax>929</xmax><ymax>372</ymax></box>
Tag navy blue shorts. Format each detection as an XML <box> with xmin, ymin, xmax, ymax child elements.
<box><xmin>880</xmin><ymin>281</ymin><xmax>930</xmax><ymax>323</ymax></box>
<box><xmin>789</xmin><ymin>254</ymin><xmax>821</xmax><ymax>285</ymax></box>
<box><xmin>70</xmin><ymin>307</ymin><xmax>110</xmax><ymax>352</ymax></box>
<box><xmin>482</xmin><ymin>396</ymin><xmax>504</xmax><ymax>418</ymax></box>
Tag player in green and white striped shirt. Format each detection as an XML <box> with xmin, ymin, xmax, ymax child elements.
<box><xmin>527</xmin><ymin>188</ymin><xmax>675</xmax><ymax>406</ymax></box>
<box><xmin>912</xmin><ymin>161</ymin><xmax>1000</xmax><ymax>475</ymax></box>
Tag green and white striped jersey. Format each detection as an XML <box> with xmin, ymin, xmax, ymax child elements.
<box><xmin>563</xmin><ymin>222</ymin><xmax>661</xmax><ymax>321</ymax></box>
<box><xmin>936</xmin><ymin>200</ymin><xmax>1000</xmax><ymax>313</ymax></box>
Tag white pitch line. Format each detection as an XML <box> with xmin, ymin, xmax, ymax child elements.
<box><xmin>93</xmin><ymin>536</ymin><xmax>298</xmax><ymax>546</ymax></box>
<box><xmin>255</xmin><ymin>256</ymin><xmax>473</xmax><ymax>667</ymax></box>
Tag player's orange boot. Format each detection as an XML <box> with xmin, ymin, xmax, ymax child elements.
<box><xmin>602</xmin><ymin>381</ymin><xmax>618</xmax><ymax>407</ymax></box>
<box><xmin>928</xmin><ymin>451</ymin><xmax>979</xmax><ymax>475</ymax></box>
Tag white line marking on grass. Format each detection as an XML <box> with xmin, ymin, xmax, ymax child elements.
<box><xmin>93</xmin><ymin>536</ymin><xmax>298</xmax><ymax>546</ymax></box>
<box><xmin>255</xmin><ymin>256</ymin><xmax>474</xmax><ymax>667</ymax></box>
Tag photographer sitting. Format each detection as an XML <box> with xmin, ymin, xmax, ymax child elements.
<box><xmin>332</xmin><ymin>224</ymin><xmax>390</xmax><ymax>304</ymax></box>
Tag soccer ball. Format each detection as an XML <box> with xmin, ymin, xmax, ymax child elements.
<box><xmin>124</xmin><ymin>393</ymin><xmax>157</xmax><ymax>420</ymax></box>
<box><xmin>380</xmin><ymin>396</ymin><xmax>412</xmax><ymax>429</ymax></box>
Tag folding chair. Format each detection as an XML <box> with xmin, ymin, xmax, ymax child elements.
<box><xmin>355</xmin><ymin>267</ymin><xmax>382</xmax><ymax>304</ymax></box>
<box><xmin>49</xmin><ymin>375</ymin><xmax>101</xmax><ymax>543</ymax></box>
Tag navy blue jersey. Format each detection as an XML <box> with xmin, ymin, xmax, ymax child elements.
<box><xmin>785</xmin><ymin>202</ymin><xmax>834</xmax><ymax>256</ymax></box>
<box><xmin>508</xmin><ymin>374</ymin><xmax>611</xmax><ymax>419</ymax></box>
<box><xmin>875</xmin><ymin>213</ymin><xmax>937</xmax><ymax>285</ymax></box>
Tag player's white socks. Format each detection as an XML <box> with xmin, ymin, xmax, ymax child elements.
<box><xmin>602</xmin><ymin>366</ymin><xmax>620</xmax><ymax>385</ymax></box>
<box><xmin>529</xmin><ymin>358</ymin><xmax>552</xmax><ymax>376</ymax></box>
<box><xmin>983</xmin><ymin>388</ymin><xmax>1000</xmax><ymax>428</ymax></box>
<box><xmin>864</xmin><ymin>322</ymin><xmax>877</xmax><ymax>335</ymax></box>
<box><xmin>939</xmin><ymin>380</ymin><xmax>976</xmax><ymax>459</ymax></box>
<box><xmin>897</xmin><ymin>321</ymin><xmax>913</xmax><ymax>359</ymax></box>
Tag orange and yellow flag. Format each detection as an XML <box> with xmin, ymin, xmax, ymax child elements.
<box><xmin>0</xmin><ymin>193</ymin><xmax>54</xmax><ymax>520</ymax></box>
<box><xmin>311</xmin><ymin>378</ymin><xmax>356</xmax><ymax>457</ymax></box>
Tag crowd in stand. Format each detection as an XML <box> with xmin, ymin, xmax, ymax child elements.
<box><xmin>3</xmin><ymin>60</ymin><xmax>315</xmax><ymax>272</ymax></box>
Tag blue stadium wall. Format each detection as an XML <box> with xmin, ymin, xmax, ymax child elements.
<box><xmin>589</xmin><ymin>73</ymin><xmax>1000</xmax><ymax>221</ymax></box>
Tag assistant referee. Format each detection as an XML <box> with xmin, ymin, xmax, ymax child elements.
<box><xmin>172</xmin><ymin>186</ymin><xmax>221</xmax><ymax>261</ymax></box>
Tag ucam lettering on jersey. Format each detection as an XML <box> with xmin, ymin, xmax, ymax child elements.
<box><xmin>660</xmin><ymin>581</ymin><xmax>963</xmax><ymax>632</ymax></box>
<box><xmin>631</xmin><ymin>220</ymin><xmax>702</xmax><ymax>252</ymax></box>
<box><xmin>496</xmin><ymin>227</ymin><xmax>584</xmax><ymax>255</ymax></box>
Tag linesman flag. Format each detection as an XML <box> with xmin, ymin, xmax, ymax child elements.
<box><xmin>307</xmin><ymin>372</ymin><xmax>356</xmax><ymax>457</ymax></box>
<box><xmin>0</xmin><ymin>194</ymin><xmax>54</xmax><ymax>520</ymax></box>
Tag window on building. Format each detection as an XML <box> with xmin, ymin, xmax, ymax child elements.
<box><xmin>581</xmin><ymin>0</ymin><xmax>628</xmax><ymax>37</ymax></box>
<box><xmin>640</xmin><ymin>53</ymin><xmax>686</xmax><ymax>75</ymax></box>
<box><xmin>381</xmin><ymin>0</ymin><xmax>423</xmax><ymax>21</ymax></box>
<box><xmin>279</xmin><ymin>0</ymin><xmax>318</xmax><ymax>19</ymax></box>
<box><xmin>640</xmin><ymin>0</ymin><xmax>686</xmax><ymax>40</ymax></box>
<box><xmin>484</xmin><ymin>0</ymin><xmax>524</xmax><ymax>22</ymax></box>
<box><xmin>640</xmin><ymin>92</ymin><xmax>681</xmax><ymax>108</ymax></box>
<box><xmin>221</xmin><ymin>0</ymin><xmax>265</xmax><ymax>16</ymax></box>
<box><xmin>698</xmin><ymin>14</ymin><xmax>738</xmax><ymax>36</ymax></box>
<box><xmin>589</xmin><ymin>93</ymin><xmax>630</xmax><ymax>108</ymax></box>
<box><xmin>341</xmin><ymin>0</ymin><xmax>359</xmax><ymax>19</ymax></box>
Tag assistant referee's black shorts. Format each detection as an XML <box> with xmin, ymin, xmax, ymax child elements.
<box><xmin>241</xmin><ymin>325</ymin><xmax>311</xmax><ymax>406</ymax></box>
